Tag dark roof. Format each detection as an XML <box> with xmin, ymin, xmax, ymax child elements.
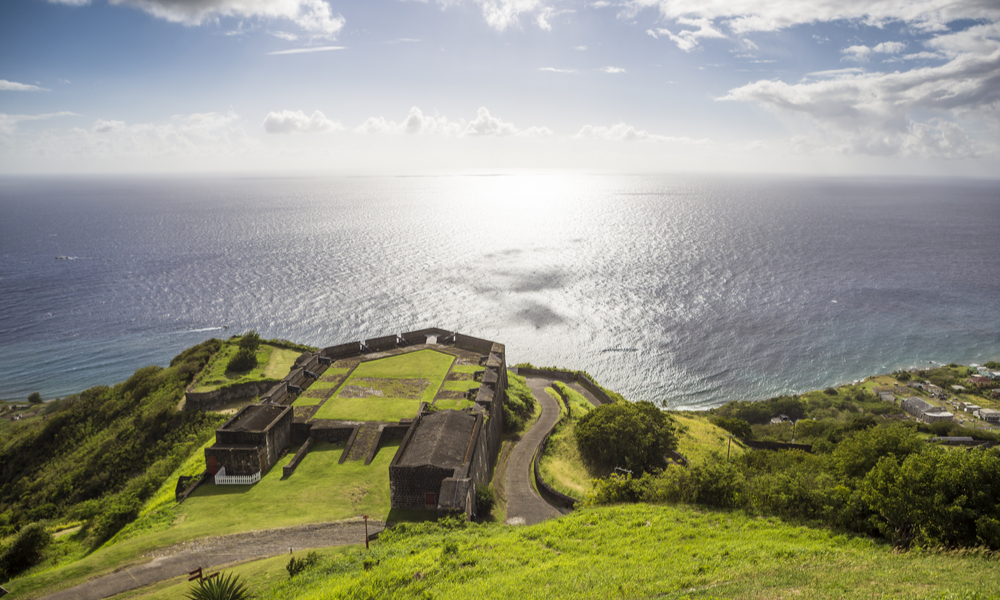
<box><xmin>396</xmin><ymin>410</ymin><xmax>476</xmax><ymax>469</ymax></box>
<box><xmin>224</xmin><ymin>404</ymin><xmax>287</xmax><ymax>431</ymax></box>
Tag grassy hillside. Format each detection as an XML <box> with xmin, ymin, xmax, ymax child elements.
<box><xmin>119</xmin><ymin>503</ymin><xmax>999</xmax><ymax>600</ymax></box>
<box><xmin>0</xmin><ymin>340</ymin><xmax>225</xmax><ymax>582</ymax></box>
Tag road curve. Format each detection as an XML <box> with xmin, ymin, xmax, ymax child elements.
<box><xmin>503</xmin><ymin>377</ymin><xmax>564</xmax><ymax>526</ymax></box>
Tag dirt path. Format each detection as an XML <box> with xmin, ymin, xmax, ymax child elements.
<box><xmin>36</xmin><ymin>520</ymin><xmax>383</xmax><ymax>600</ymax></box>
<box><xmin>503</xmin><ymin>377</ymin><xmax>564</xmax><ymax>526</ymax></box>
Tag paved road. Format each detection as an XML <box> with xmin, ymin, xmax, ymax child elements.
<box><xmin>36</xmin><ymin>520</ymin><xmax>383</xmax><ymax>600</ymax></box>
<box><xmin>503</xmin><ymin>377</ymin><xmax>564</xmax><ymax>526</ymax></box>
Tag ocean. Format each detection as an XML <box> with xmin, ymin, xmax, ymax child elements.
<box><xmin>1</xmin><ymin>174</ymin><xmax>998</xmax><ymax>410</ymax></box>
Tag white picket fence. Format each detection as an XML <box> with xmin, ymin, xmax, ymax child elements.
<box><xmin>214</xmin><ymin>467</ymin><xmax>261</xmax><ymax>485</ymax></box>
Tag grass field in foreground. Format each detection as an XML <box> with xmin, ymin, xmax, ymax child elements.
<box><xmin>153</xmin><ymin>503</ymin><xmax>999</xmax><ymax>600</ymax></box>
<box><xmin>313</xmin><ymin>350</ymin><xmax>454</xmax><ymax>422</ymax></box>
<box><xmin>193</xmin><ymin>344</ymin><xmax>300</xmax><ymax>393</ymax></box>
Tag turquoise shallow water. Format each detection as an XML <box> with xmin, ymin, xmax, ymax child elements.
<box><xmin>1</xmin><ymin>174</ymin><xmax>998</xmax><ymax>409</ymax></box>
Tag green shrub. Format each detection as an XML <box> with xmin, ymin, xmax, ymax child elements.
<box><xmin>475</xmin><ymin>485</ymin><xmax>496</xmax><ymax>517</ymax></box>
<box><xmin>709</xmin><ymin>416</ymin><xmax>752</xmax><ymax>439</ymax></box>
<box><xmin>185</xmin><ymin>572</ymin><xmax>249</xmax><ymax>600</ymax></box>
<box><xmin>27</xmin><ymin>392</ymin><xmax>42</xmax><ymax>405</ymax></box>
<box><xmin>227</xmin><ymin>347</ymin><xmax>257</xmax><ymax>372</ymax></box>
<box><xmin>575</xmin><ymin>401</ymin><xmax>677</xmax><ymax>474</ymax></box>
<box><xmin>238</xmin><ymin>330</ymin><xmax>261</xmax><ymax>353</ymax></box>
<box><xmin>287</xmin><ymin>551</ymin><xmax>320</xmax><ymax>578</ymax></box>
<box><xmin>0</xmin><ymin>522</ymin><xmax>52</xmax><ymax>581</ymax></box>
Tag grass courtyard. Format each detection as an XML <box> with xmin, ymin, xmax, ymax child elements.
<box><xmin>192</xmin><ymin>343</ymin><xmax>301</xmax><ymax>393</ymax></box>
<box><xmin>312</xmin><ymin>349</ymin><xmax>455</xmax><ymax>422</ymax></box>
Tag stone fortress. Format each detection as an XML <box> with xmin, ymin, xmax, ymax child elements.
<box><xmin>198</xmin><ymin>328</ymin><xmax>507</xmax><ymax>519</ymax></box>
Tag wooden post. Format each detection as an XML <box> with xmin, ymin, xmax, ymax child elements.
<box><xmin>363</xmin><ymin>514</ymin><xmax>369</xmax><ymax>550</ymax></box>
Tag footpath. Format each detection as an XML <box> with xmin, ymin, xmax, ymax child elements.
<box><xmin>502</xmin><ymin>377</ymin><xmax>566</xmax><ymax>526</ymax></box>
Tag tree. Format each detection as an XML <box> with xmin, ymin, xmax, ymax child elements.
<box><xmin>238</xmin><ymin>330</ymin><xmax>261</xmax><ymax>353</ymax></box>
<box><xmin>831</xmin><ymin>423</ymin><xmax>924</xmax><ymax>480</ymax></box>
<box><xmin>861</xmin><ymin>446</ymin><xmax>1000</xmax><ymax>549</ymax></box>
<box><xmin>709</xmin><ymin>416</ymin><xmax>752</xmax><ymax>439</ymax></box>
<box><xmin>575</xmin><ymin>401</ymin><xmax>677</xmax><ymax>474</ymax></box>
<box><xmin>27</xmin><ymin>392</ymin><xmax>42</xmax><ymax>405</ymax></box>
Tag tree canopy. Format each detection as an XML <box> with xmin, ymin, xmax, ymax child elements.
<box><xmin>575</xmin><ymin>401</ymin><xmax>677</xmax><ymax>474</ymax></box>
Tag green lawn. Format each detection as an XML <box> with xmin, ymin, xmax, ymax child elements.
<box><xmin>442</xmin><ymin>379</ymin><xmax>480</xmax><ymax>392</ymax></box>
<box><xmin>179</xmin><ymin>441</ymin><xmax>397</xmax><ymax>536</ymax></box>
<box><xmin>313</xmin><ymin>350</ymin><xmax>454</xmax><ymax>422</ymax></box>
<box><xmin>450</xmin><ymin>365</ymin><xmax>482</xmax><ymax>375</ymax></box>
<box><xmin>433</xmin><ymin>398</ymin><xmax>475</xmax><ymax>411</ymax></box>
<box><xmin>193</xmin><ymin>343</ymin><xmax>300</xmax><ymax>393</ymax></box>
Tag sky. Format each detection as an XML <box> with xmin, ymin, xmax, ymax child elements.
<box><xmin>1</xmin><ymin>0</ymin><xmax>999</xmax><ymax>176</ymax></box>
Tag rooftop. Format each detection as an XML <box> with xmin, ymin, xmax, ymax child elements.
<box><xmin>395</xmin><ymin>410</ymin><xmax>477</xmax><ymax>469</ymax></box>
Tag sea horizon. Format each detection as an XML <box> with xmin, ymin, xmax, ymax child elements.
<box><xmin>2</xmin><ymin>173</ymin><xmax>998</xmax><ymax>409</ymax></box>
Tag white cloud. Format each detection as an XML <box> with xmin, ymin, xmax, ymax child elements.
<box><xmin>627</xmin><ymin>0</ymin><xmax>1000</xmax><ymax>35</ymax></box>
<box><xmin>536</xmin><ymin>6</ymin><xmax>573</xmax><ymax>32</ymax></box>
<box><xmin>874</xmin><ymin>41</ymin><xmax>906</xmax><ymax>54</ymax></box>
<box><xmin>575</xmin><ymin>122</ymin><xmax>706</xmax><ymax>143</ymax></box>
<box><xmin>419</xmin><ymin>0</ymin><xmax>550</xmax><ymax>32</ymax></box>
<box><xmin>108</xmin><ymin>0</ymin><xmax>346</xmax><ymax>38</ymax></box>
<box><xmin>46</xmin><ymin>0</ymin><xmax>90</xmax><ymax>5</ymax></box>
<box><xmin>93</xmin><ymin>119</ymin><xmax>126</xmax><ymax>133</ymax></box>
<box><xmin>270</xmin><ymin>31</ymin><xmax>299</xmax><ymax>41</ymax></box>
<box><xmin>842</xmin><ymin>41</ymin><xmax>907</xmax><ymax>61</ymax></box>
<box><xmin>903</xmin><ymin>51</ymin><xmax>945</xmax><ymax>60</ymax></box>
<box><xmin>600</xmin><ymin>66</ymin><xmax>626</xmax><ymax>73</ymax></box>
<box><xmin>267</xmin><ymin>45</ymin><xmax>344</xmax><ymax>55</ymax></box>
<box><xmin>262</xmin><ymin>110</ymin><xmax>341</xmax><ymax>134</ymax></box>
<box><xmin>355</xmin><ymin>106</ymin><xmax>464</xmax><ymax>136</ymax></box>
<box><xmin>647</xmin><ymin>17</ymin><xmax>727</xmax><ymax>51</ymax></box>
<box><xmin>355</xmin><ymin>106</ymin><xmax>549</xmax><ymax>137</ymax></box>
<box><xmin>0</xmin><ymin>80</ymin><xmax>47</xmax><ymax>92</ymax></box>
<box><xmin>0</xmin><ymin>111</ymin><xmax>76</xmax><ymax>137</ymax></box>
<box><xmin>720</xmin><ymin>26</ymin><xmax>1000</xmax><ymax>158</ymax></box>
<box><xmin>463</xmin><ymin>106</ymin><xmax>517</xmax><ymax>136</ymax></box>
<box><xmin>3</xmin><ymin>110</ymin><xmax>254</xmax><ymax>160</ymax></box>
<box><xmin>539</xmin><ymin>67</ymin><xmax>576</xmax><ymax>73</ymax></box>
<box><xmin>841</xmin><ymin>45</ymin><xmax>873</xmax><ymax>61</ymax></box>
<box><xmin>574</xmin><ymin>45</ymin><xmax>587</xmax><ymax>51</ymax></box>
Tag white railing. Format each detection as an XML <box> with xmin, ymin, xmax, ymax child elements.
<box><xmin>214</xmin><ymin>467</ymin><xmax>261</xmax><ymax>485</ymax></box>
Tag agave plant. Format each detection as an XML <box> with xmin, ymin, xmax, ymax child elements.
<box><xmin>185</xmin><ymin>572</ymin><xmax>249</xmax><ymax>600</ymax></box>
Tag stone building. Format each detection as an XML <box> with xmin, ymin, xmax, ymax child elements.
<box><xmin>205</xmin><ymin>404</ymin><xmax>292</xmax><ymax>477</ymax></box>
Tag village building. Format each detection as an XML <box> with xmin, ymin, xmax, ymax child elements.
<box><xmin>975</xmin><ymin>408</ymin><xmax>1000</xmax><ymax>423</ymax></box>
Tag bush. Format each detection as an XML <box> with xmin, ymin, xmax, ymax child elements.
<box><xmin>0</xmin><ymin>522</ymin><xmax>52</xmax><ymax>581</ymax></box>
<box><xmin>238</xmin><ymin>330</ymin><xmax>261</xmax><ymax>353</ymax></box>
<box><xmin>27</xmin><ymin>392</ymin><xmax>42</xmax><ymax>405</ymax></box>
<box><xmin>824</xmin><ymin>387</ymin><xmax>838</xmax><ymax>396</ymax></box>
<box><xmin>476</xmin><ymin>485</ymin><xmax>496</xmax><ymax>517</ymax></box>
<box><xmin>227</xmin><ymin>347</ymin><xmax>257</xmax><ymax>372</ymax></box>
<box><xmin>709</xmin><ymin>416</ymin><xmax>752</xmax><ymax>439</ymax></box>
<box><xmin>575</xmin><ymin>401</ymin><xmax>677</xmax><ymax>474</ymax></box>
<box><xmin>186</xmin><ymin>572</ymin><xmax>249</xmax><ymax>600</ymax></box>
<box><xmin>287</xmin><ymin>551</ymin><xmax>319</xmax><ymax>578</ymax></box>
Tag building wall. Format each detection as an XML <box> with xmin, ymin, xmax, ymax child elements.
<box><xmin>183</xmin><ymin>380</ymin><xmax>277</xmax><ymax>412</ymax></box>
<box><xmin>388</xmin><ymin>464</ymin><xmax>456</xmax><ymax>509</ymax></box>
<box><xmin>205</xmin><ymin>446</ymin><xmax>264</xmax><ymax>476</ymax></box>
